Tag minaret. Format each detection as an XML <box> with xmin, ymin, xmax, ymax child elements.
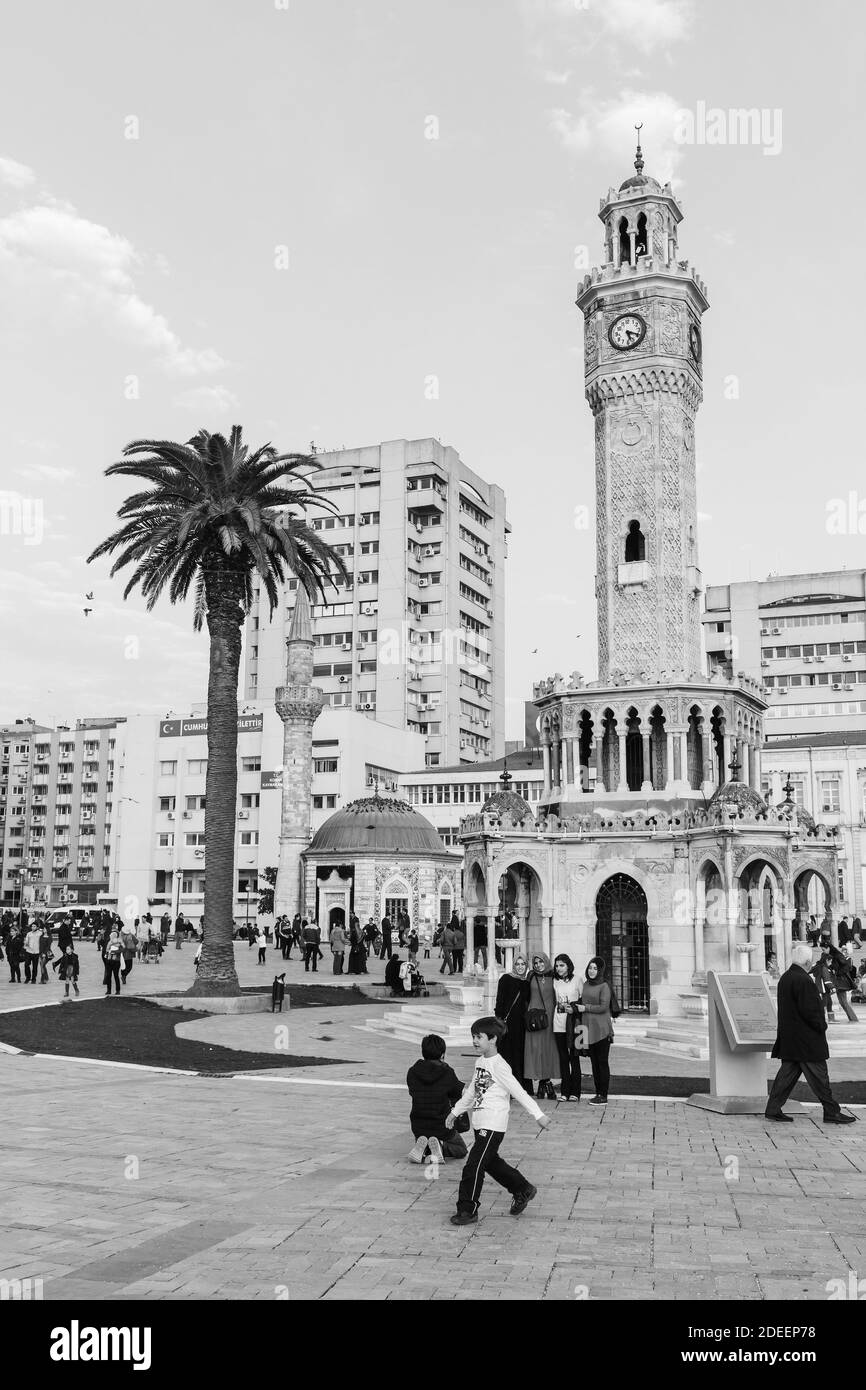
<box><xmin>274</xmin><ymin>588</ymin><xmax>325</xmax><ymax>919</ymax></box>
<box><xmin>577</xmin><ymin>131</ymin><xmax>709</xmax><ymax>684</ymax></box>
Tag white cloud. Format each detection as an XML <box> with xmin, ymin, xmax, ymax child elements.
<box><xmin>538</xmin><ymin>592</ymin><xmax>578</xmax><ymax>605</ymax></box>
<box><xmin>15</xmin><ymin>462</ymin><xmax>78</xmax><ymax>483</ymax></box>
<box><xmin>0</xmin><ymin>155</ymin><xmax>36</xmax><ymax>190</ymax></box>
<box><xmin>0</xmin><ymin>197</ymin><xmax>226</xmax><ymax>376</ymax></box>
<box><xmin>174</xmin><ymin>384</ymin><xmax>240</xmax><ymax>413</ymax></box>
<box><xmin>713</xmin><ymin>230</ymin><xmax>736</xmax><ymax>246</ymax></box>
<box><xmin>604</xmin><ymin>0</ymin><xmax>692</xmax><ymax>52</ymax></box>
<box><xmin>548</xmin><ymin>89</ymin><xmax>685</xmax><ymax>182</ymax></box>
<box><xmin>542</xmin><ymin>70</ymin><xmax>572</xmax><ymax>85</ymax></box>
<box><xmin>521</xmin><ymin>0</ymin><xmax>692</xmax><ymax>58</ymax></box>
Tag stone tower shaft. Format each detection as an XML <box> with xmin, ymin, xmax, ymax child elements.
<box><xmin>274</xmin><ymin>588</ymin><xmax>325</xmax><ymax>919</ymax></box>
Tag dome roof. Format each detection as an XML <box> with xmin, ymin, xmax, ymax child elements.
<box><xmin>308</xmin><ymin>794</ymin><xmax>446</xmax><ymax>855</ymax></box>
<box><xmin>482</xmin><ymin>789</ymin><xmax>534</xmax><ymax>822</ymax></box>
<box><xmin>618</xmin><ymin>173</ymin><xmax>662</xmax><ymax>193</ymax></box>
<box><xmin>775</xmin><ymin>798</ymin><xmax>816</xmax><ymax>831</ymax></box>
<box><xmin>707</xmin><ymin>780</ymin><xmax>768</xmax><ymax>818</ymax></box>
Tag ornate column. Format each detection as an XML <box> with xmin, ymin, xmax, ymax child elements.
<box><xmin>542</xmin><ymin>741</ymin><xmax>551</xmax><ymax>793</ymax></box>
<box><xmin>275</xmin><ymin>591</ymin><xmax>326</xmax><ymax>919</ymax></box>
<box><xmin>665</xmin><ymin>730</ymin><xmax>679</xmax><ymax>791</ymax></box>
<box><xmin>751</xmin><ymin>742</ymin><xmax>763</xmax><ymax>794</ymax></box>
<box><xmin>617</xmin><ymin>731</ymin><xmax>628</xmax><ymax>791</ymax></box>
<box><xmin>693</xmin><ymin>876</ymin><xmax>706</xmax><ymax>978</ymax></box>
<box><xmin>678</xmin><ymin>730</ymin><xmax>689</xmax><ymax>789</ymax></box>
<box><xmin>592</xmin><ymin>737</ymin><xmax>604</xmax><ymax>793</ymax></box>
<box><xmin>701</xmin><ymin>727</ymin><xmax>714</xmax><ymax>787</ymax></box>
<box><xmin>628</xmin><ymin>229</ymin><xmax>637</xmax><ymax>267</ymax></box>
<box><xmin>641</xmin><ymin>731</ymin><xmax>652</xmax><ymax>791</ymax></box>
<box><xmin>722</xmin><ymin>732</ymin><xmax>732</xmax><ymax>785</ymax></box>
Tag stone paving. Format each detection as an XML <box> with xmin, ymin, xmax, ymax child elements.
<box><xmin>2</xmin><ymin>944</ymin><xmax>866</xmax><ymax>1300</ymax></box>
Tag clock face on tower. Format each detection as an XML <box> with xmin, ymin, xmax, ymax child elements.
<box><xmin>608</xmin><ymin>312</ymin><xmax>647</xmax><ymax>351</ymax></box>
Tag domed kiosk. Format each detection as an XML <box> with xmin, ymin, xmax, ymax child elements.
<box><xmin>302</xmin><ymin>793</ymin><xmax>459</xmax><ymax>936</ymax></box>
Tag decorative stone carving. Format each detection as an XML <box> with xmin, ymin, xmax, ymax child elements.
<box><xmin>584</xmin><ymin>319</ymin><xmax>599</xmax><ymax>371</ymax></box>
<box><xmin>659</xmin><ymin>303</ymin><xmax>681</xmax><ymax>355</ymax></box>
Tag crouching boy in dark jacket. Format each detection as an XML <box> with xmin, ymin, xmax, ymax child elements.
<box><xmin>406</xmin><ymin>1034</ymin><xmax>468</xmax><ymax>1165</ymax></box>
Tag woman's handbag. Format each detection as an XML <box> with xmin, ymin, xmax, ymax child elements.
<box><xmin>525</xmin><ymin>975</ymin><xmax>549</xmax><ymax>1032</ymax></box>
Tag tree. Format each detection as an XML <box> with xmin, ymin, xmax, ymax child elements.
<box><xmin>88</xmin><ymin>427</ymin><xmax>347</xmax><ymax>995</ymax></box>
<box><xmin>258</xmin><ymin>866</ymin><xmax>277</xmax><ymax>917</ymax></box>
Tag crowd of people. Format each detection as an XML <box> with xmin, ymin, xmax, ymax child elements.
<box><xmin>0</xmin><ymin>907</ymin><xmax>200</xmax><ymax>996</ymax></box>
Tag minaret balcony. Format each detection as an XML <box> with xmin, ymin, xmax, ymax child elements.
<box><xmin>617</xmin><ymin>560</ymin><xmax>650</xmax><ymax>588</ymax></box>
<box><xmin>687</xmin><ymin>565</ymin><xmax>703</xmax><ymax>595</ymax></box>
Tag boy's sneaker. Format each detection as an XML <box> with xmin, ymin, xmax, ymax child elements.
<box><xmin>425</xmin><ymin>1137</ymin><xmax>445</xmax><ymax>1165</ymax></box>
<box><xmin>408</xmin><ymin>1135</ymin><xmax>428</xmax><ymax>1164</ymax></box>
<box><xmin>450</xmin><ymin>1211</ymin><xmax>478</xmax><ymax>1226</ymax></box>
<box><xmin>510</xmin><ymin>1184</ymin><xmax>538</xmax><ymax>1216</ymax></box>
<box><xmin>589</xmin><ymin>1095</ymin><xmax>607</xmax><ymax>1105</ymax></box>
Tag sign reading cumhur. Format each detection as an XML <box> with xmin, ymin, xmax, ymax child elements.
<box><xmin>159</xmin><ymin>714</ymin><xmax>263</xmax><ymax>737</ymax></box>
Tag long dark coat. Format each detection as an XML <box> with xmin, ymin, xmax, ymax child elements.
<box><xmin>495</xmin><ymin>973</ymin><xmax>530</xmax><ymax>1084</ymax></box>
<box><xmin>772</xmin><ymin>964</ymin><xmax>829</xmax><ymax>1062</ymax></box>
<box><xmin>523</xmin><ymin>970</ymin><xmax>559</xmax><ymax>1079</ymax></box>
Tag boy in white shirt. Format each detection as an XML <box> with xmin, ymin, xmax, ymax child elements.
<box><xmin>445</xmin><ymin>1016</ymin><xmax>550</xmax><ymax>1226</ymax></box>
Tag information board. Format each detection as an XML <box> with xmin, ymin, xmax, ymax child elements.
<box><xmin>709</xmin><ymin>971</ymin><xmax>777</xmax><ymax>1051</ymax></box>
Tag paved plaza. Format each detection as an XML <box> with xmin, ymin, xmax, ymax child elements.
<box><xmin>1</xmin><ymin>945</ymin><xmax>865</xmax><ymax>1300</ymax></box>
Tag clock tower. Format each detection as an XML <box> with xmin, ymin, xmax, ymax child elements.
<box><xmin>577</xmin><ymin>134</ymin><xmax>709</xmax><ymax>685</ymax></box>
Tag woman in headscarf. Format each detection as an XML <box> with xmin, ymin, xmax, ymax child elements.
<box><xmin>384</xmin><ymin>952</ymin><xmax>403</xmax><ymax>996</ymax></box>
<box><xmin>524</xmin><ymin>952</ymin><xmax>559</xmax><ymax>1100</ymax></box>
<box><xmin>577</xmin><ymin>956</ymin><xmax>614</xmax><ymax>1104</ymax></box>
<box><xmin>495</xmin><ymin>953</ymin><xmax>532</xmax><ymax>1093</ymax></box>
<box><xmin>552</xmin><ymin>953</ymin><xmax>582</xmax><ymax>1101</ymax></box>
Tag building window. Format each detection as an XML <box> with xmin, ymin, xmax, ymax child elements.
<box><xmin>159</xmin><ymin>797</ymin><xmax>176</xmax><ymax>812</ymax></box>
<box><xmin>241</xmin><ymin>756</ymin><xmax>261</xmax><ymax>773</ymax></box>
<box><xmin>187</xmin><ymin>760</ymin><xmax>208</xmax><ymax>775</ymax></box>
<box><xmin>425</xmin><ymin>753</ymin><xmax>440</xmax><ymax>767</ymax></box>
<box><xmin>156</xmin><ymin>833</ymin><xmax>174</xmax><ymax>847</ymax></box>
<box><xmin>240</xmin><ymin>793</ymin><xmax>260</xmax><ymax>809</ymax></box>
<box><xmin>185</xmin><ymin>795</ymin><xmax>206</xmax><ymax>811</ymax></box>
<box><xmin>240</xmin><ymin>831</ymin><xmax>259</xmax><ymax>845</ymax></box>
<box><xmin>160</xmin><ymin>761</ymin><xmax>177</xmax><ymax>776</ymax></box>
<box><xmin>838</xmin><ymin>868</ymin><xmax>846</xmax><ymax>901</ymax></box>
<box><xmin>818</xmin><ymin>778</ymin><xmax>840</xmax><ymax>812</ymax></box>
<box><xmin>314</xmin><ymin>758</ymin><xmax>338</xmax><ymax>774</ymax></box>
<box><xmin>185</xmin><ymin>833</ymin><xmax>207</xmax><ymax>846</ymax></box>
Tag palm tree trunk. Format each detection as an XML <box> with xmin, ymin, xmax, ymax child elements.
<box><xmin>188</xmin><ymin>566</ymin><xmax>245</xmax><ymax>997</ymax></box>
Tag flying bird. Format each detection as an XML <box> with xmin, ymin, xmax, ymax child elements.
<box><xmin>83</xmin><ymin>608</ymin><xmax>92</xmax><ymax>617</ymax></box>
<box><xmin>85</xmin><ymin>591</ymin><xmax>94</xmax><ymax>600</ymax></box>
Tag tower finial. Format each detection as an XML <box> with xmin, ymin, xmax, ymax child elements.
<box><xmin>634</xmin><ymin>123</ymin><xmax>644</xmax><ymax>175</ymax></box>
<box><xmin>499</xmin><ymin>757</ymin><xmax>513</xmax><ymax>790</ymax></box>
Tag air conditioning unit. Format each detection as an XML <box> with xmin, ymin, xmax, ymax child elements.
<box><xmin>339</xmin><ymin>675</ymin><xmax>349</xmax><ymax>684</ymax></box>
<box><xmin>194</xmin><ymin>849</ymin><xmax>205</xmax><ymax>859</ymax></box>
<box><xmin>424</xmin><ymin>547</ymin><xmax>435</xmax><ymax>557</ymax></box>
<box><xmin>418</xmin><ymin>578</ymin><xmax>429</xmax><ymax>588</ymax></box>
<box><xmin>238</xmin><ymin>811</ymin><xmax>250</xmax><ymax>820</ymax></box>
<box><xmin>760</xmin><ymin>660</ymin><xmax>770</xmax><ymax>668</ymax></box>
<box><xmin>843</xmin><ymin>654</ymin><xmax>853</xmax><ymax>662</ymax></box>
<box><xmin>415</xmin><ymin>524</ymin><xmax>423</xmax><ymax>534</ymax></box>
<box><xmin>167</xmin><ymin>813</ymin><xmax>175</xmax><ymax>821</ymax></box>
<box><xmin>460</xmin><ymin>739</ymin><xmax>469</xmax><ymax>748</ymax></box>
<box><xmin>815</xmin><ymin>656</ymin><xmax>825</xmax><ymax>663</ymax></box>
<box><xmin>182</xmin><ymin>811</ymin><xmax>192</xmax><ymax>819</ymax></box>
<box><xmin>832</xmin><ymin>683</ymin><xmax>842</xmax><ymax>690</ymax></box>
<box><xmin>341</xmin><ymin>642</ymin><xmax>352</xmax><ymax>651</ymax></box>
<box><xmin>363</xmin><ymin>702</ymin><xmax>374</xmax><ymax>710</ymax></box>
<box><xmin>487</xmin><ymin>608</ymin><xmax>494</xmax><ymax>618</ymax></box>
<box><xmin>771</xmin><ymin>627</ymin><xmax>781</xmax><ymax>635</ymax></box>
<box><xmin>356</xmin><ymin>638</ymin><xmax>365</xmax><ymax>648</ymax></box>
<box><xmin>803</xmin><ymin>656</ymin><xmax>812</xmax><ymax>664</ymax></box>
<box><xmin>760</xmin><ymin>629</ymin><xmax>770</xmax><ymax>636</ymax></box>
<box><xmin>777</xmin><ymin>687</ymin><xmax>788</xmax><ymax>695</ymax></box>
<box><xmin>364</xmin><ymin>605</ymin><xmax>375</xmax><ymax>615</ymax></box>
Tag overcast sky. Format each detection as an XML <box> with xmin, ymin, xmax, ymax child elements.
<box><xmin>1</xmin><ymin>0</ymin><xmax>864</xmax><ymax>737</ymax></box>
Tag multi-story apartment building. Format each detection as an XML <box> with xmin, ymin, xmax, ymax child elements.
<box><xmin>243</xmin><ymin>437</ymin><xmax>509</xmax><ymax>767</ymax></box>
<box><xmin>761</xmin><ymin>735</ymin><xmax>866</xmax><ymax>915</ymax></box>
<box><xmin>106</xmin><ymin>705</ymin><xmax>424</xmax><ymax>926</ymax></box>
<box><xmin>398</xmin><ymin>749</ymin><xmax>545</xmax><ymax>849</ymax></box>
<box><xmin>0</xmin><ymin>716</ymin><xmax>122</xmax><ymax>908</ymax></box>
<box><xmin>702</xmin><ymin>571</ymin><xmax>866</xmax><ymax>738</ymax></box>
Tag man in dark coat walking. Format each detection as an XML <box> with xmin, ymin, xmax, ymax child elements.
<box><xmin>379</xmin><ymin>914</ymin><xmax>392</xmax><ymax>960</ymax></box>
<box><xmin>765</xmin><ymin>943</ymin><xmax>855</xmax><ymax>1124</ymax></box>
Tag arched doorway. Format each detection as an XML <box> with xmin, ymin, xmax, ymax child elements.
<box><xmin>328</xmin><ymin>904</ymin><xmax>345</xmax><ymax>932</ymax></box>
<box><xmin>595</xmin><ymin>874</ymin><xmax>650</xmax><ymax>1012</ymax></box>
<box><xmin>793</xmin><ymin>867</ymin><xmax>833</xmax><ymax>941</ymax></box>
<box><xmin>497</xmin><ymin>862</ymin><xmax>545</xmax><ymax>962</ymax></box>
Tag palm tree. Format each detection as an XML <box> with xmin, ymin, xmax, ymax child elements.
<box><xmin>88</xmin><ymin>427</ymin><xmax>347</xmax><ymax>995</ymax></box>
